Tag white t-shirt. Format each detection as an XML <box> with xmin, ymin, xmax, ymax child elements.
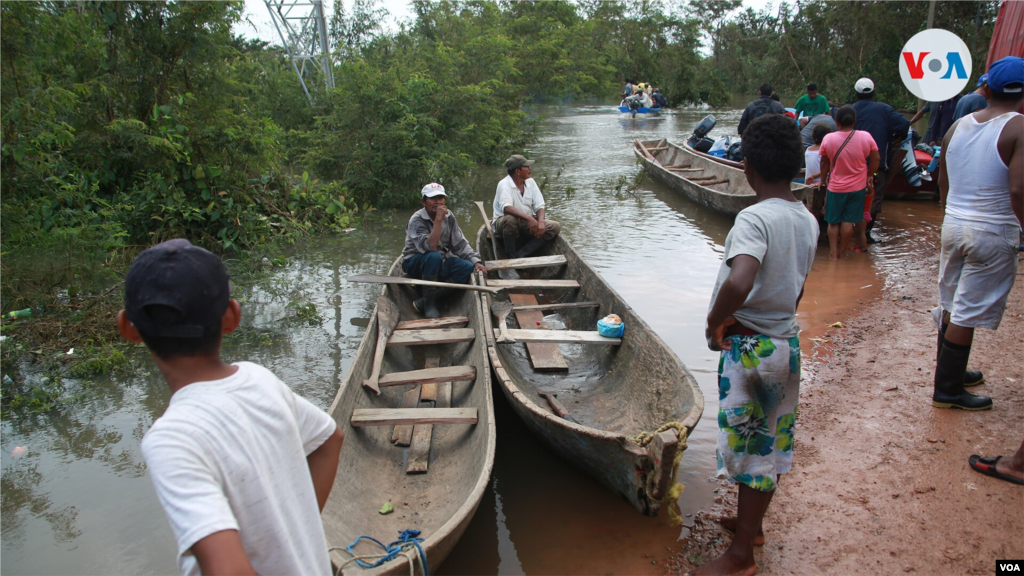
<box><xmin>804</xmin><ymin>147</ymin><xmax>822</xmax><ymax>186</ymax></box>
<box><xmin>492</xmin><ymin>175</ymin><xmax>546</xmax><ymax>222</ymax></box>
<box><xmin>141</xmin><ymin>362</ymin><xmax>337</xmax><ymax>576</ymax></box>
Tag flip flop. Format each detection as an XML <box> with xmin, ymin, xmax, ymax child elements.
<box><xmin>968</xmin><ymin>455</ymin><xmax>1024</xmax><ymax>485</ymax></box>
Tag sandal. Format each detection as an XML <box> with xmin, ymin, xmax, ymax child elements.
<box><xmin>968</xmin><ymin>455</ymin><xmax>1024</xmax><ymax>485</ymax></box>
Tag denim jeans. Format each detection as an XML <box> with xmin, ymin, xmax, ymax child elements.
<box><xmin>402</xmin><ymin>251</ymin><xmax>475</xmax><ymax>284</ymax></box>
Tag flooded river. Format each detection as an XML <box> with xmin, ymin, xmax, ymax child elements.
<box><xmin>1</xmin><ymin>105</ymin><xmax>942</xmax><ymax>574</ymax></box>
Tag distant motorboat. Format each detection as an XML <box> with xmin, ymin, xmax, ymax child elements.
<box><xmin>618</xmin><ymin>105</ymin><xmax>662</xmax><ymax>119</ymax></box>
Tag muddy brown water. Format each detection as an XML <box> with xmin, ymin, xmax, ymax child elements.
<box><xmin>0</xmin><ymin>105</ymin><xmax>941</xmax><ymax>574</ymax></box>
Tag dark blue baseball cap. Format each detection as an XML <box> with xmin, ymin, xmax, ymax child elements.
<box><xmin>977</xmin><ymin>73</ymin><xmax>988</xmax><ymax>87</ymax></box>
<box><xmin>987</xmin><ymin>56</ymin><xmax>1024</xmax><ymax>93</ymax></box>
<box><xmin>125</xmin><ymin>239</ymin><xmax>231</xmax><ymax>338</ymax></box>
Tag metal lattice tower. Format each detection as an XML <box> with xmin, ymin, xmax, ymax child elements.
<box><xmin>265</xmin><ymin>0</ymin><xmax>335</xmax><ymax>106</ymax></box>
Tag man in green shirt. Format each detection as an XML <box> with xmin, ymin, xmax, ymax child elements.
<box><xmin>794</xmin><ymin>83</ymin><xmax>830</xmax><ymax>118</ymax></box>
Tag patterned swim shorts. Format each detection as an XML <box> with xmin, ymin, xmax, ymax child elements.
<box><xmin>716</xmin><ymin>334</ymin><xmax>801</xmax><ymax>492</ymax></box>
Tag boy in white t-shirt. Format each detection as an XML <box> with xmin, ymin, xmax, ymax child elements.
<box><xmin>117</xmin><ymin>239</ymin><xmax>344</xmax><ymax>576</ymax></box>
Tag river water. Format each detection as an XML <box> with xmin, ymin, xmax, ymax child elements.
<box><xmin>1</xmin><ymin>104</ymin><xmax>941</xmax><ymax>574</ymax></box>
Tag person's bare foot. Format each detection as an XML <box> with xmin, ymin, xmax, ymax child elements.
<box><xmin>685</xmin><ymin>551</ymin><xmax>758</xmax><ymax>576</ymax></box>
<box><xmin>718</xmin><ymin>516</ymin><xmax>765</xmax><ymax>546</ymax></box>
<box><xmin>995</xmin><ymin>457</ymin><xmax>1024</xmax><ymax>482</ymax></box>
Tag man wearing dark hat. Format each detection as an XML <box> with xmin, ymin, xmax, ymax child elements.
<box><xmin>403</xmin><ymin>183</ymin><xmax>487</xmax><ymax>318</ymax></box>
<box><xmin>491</xmin><ymin>155</ymin><xmax>561</xmax><ymax>263</ymax></box>
<box><xmin>851</xmin><ymin>77</ymin><xmax>911</xmax><ymax>242</ymax></box>
<box><xmin>951</xmin><ymin>74</ymin><xmax>990</xmax><ymax>122</ymax></box>
<box><xmin>117</xmin><ymin>239</ymin><xmax>344</xmax><ymax>575</ymax></box>
<box><xmin>932</xmin><ymin>55</ymin><xmax>1023</xmax><ymax>413</ymax></box>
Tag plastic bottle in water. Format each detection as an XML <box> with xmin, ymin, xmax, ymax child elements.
<box><xmin>536</xmin><ymin>314</ymin><xmax>567</xmax><ymax>330</ymax></box>
<box><xmin>2</xmin><ymin>308</ymin><xmax>32</xmax><ymax>320</ymax></box>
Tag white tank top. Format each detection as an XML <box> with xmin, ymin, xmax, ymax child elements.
<box><xmin>945</xmin><ymin>111</ymin><xmax>1021</xmax><ymax>226</ymax></box>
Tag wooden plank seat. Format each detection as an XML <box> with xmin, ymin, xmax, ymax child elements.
<box><xmin>494</xmin><ymin>329</ymin><xmax>622</xmax><ymax>345</ymax></box>
<box><xmin>387</xmin><ymin>328</ymin><xmax>476</xmax><ymax>347</ymax></box>
<box><xmin>486</xmin><ymin>279</ymin><xmax>580</xmax><ymax>290</ymax></box>
<box><xmin>511</xmin><ymin>301</ymin><xmax>600</xmax><ymax>313</ymax></box>
<box><xmin>395</xmin><ymin>316</ymin><xmax>469</xmax><ymax>330</ymax></box>
<box><xmin>484</xmin><ymin>255</ymin><xmax>568</xmax><ymax>271</ymax></box>
<box><xmin>376</xmin><ymin>365</ymin><xmax>476</xmax><ymax>388</ymax></box>
<box><xmin>352</xmin><ymin>408</ymin><xmax>478</xmax><ymax>427</ymax></box>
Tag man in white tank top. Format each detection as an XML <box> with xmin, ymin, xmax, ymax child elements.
<box><xmin>933</xmin><ymin>56</ymin><xmax>1023</xmax><ymax>415</ymax></box>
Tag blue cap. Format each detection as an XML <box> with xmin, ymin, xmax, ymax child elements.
<box><xmin>987</xmin><ymin>56</ymin><xmax>1024</xmax><ymax>93</ymax></box>
<box><xmin>977</xmin><ymin>74</ymin><xmax>988</xmax><ymax>87</ymax></box>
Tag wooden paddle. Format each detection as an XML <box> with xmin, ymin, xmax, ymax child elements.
<box><xmin>362</xmin><ymin>295</ymin><xmax>400</xmax><ymax>395</ymax></box>
<box><xmin>490</xmin><ymin>301</ymin><xmax>516</xmax><ymax>343</ymax></box>
<box><xmin>539</xmin><ymin>392</ymin><xmax>579</xmax><ymax>424</ymax></box>
<box><xmin>347</xmin><ymin>274</ymin><xmax>502</xmax><ymax>294</ymax></box>
<box><xmin>474</xmin><ymin>201</ymin><xmax>518</xmax><ymax>280</ymax></box>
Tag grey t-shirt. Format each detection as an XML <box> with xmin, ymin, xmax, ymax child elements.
<box><xmin>800</xmin><ymin>115</ymin><xmax>837</xmax><ymax>149</ymax></box>
<box><xmin>708</xmin><ymin>198</ymin><xmax>819</xmax><ymax>339</ymax></box>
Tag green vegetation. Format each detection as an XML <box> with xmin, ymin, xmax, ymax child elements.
<box><xmin>0</xmin><ymin>0</ymin><xmax>999</xmax><ymax>414</ymax></box>
<box><xmin>705</xmin><ymin>0</ymin><xmax>999</xmax><ymax>108</ymax></box>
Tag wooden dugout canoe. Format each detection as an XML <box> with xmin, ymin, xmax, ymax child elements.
<box><xmin>476</xmin><ymin>227</ymin><xmax>704</xmax><ymax>516</ymax></box>
<box><xmin>682</xmin><ymin>140</ymin><xmax>937</xmax><ymax>198</ymax></box>
<box><xmin>635</xmin><ymin>139</ymin><xmax>814</xmax><ymax>216</ymax></box>
<box><xmin>323</xmin><ymin>256</ymin><xmax>495</xmax><ymax>574</ymax></box>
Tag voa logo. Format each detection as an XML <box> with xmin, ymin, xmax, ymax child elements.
<box><xmin>899</xmin><ymin>28</ymin><xmax>972</xmax><ymax>101</ymax></box>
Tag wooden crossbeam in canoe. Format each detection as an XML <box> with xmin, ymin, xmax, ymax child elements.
<box><xmin>667</xmin><ymin>168</ymin><xmax>704</xmax><ymax>172</ymax></box>
<box><xmin>376</xmin><ymin>365</ymin><xmax>476</xmax><ymax>388</ymax></box>
<box><xmin>511</xmin><ymin>301</ymin><xmax>600</xmax><ymax>313</ymax></box>
<box><xmin>484</xmin><ymin>255</ymin><xmax>567</xmax><ymax>271</ymax></box>
<box><xmin>486</xmin><ymin>279</ymin><xmax>580</xmax><ymax>290</ymax></box>
<box><xmin>395</xmin><ymin>316</ymin><xmax>469</xmax><ymax>330</ymax></box>
<box><xmin>493</xmin><ymin>329</ymin><xmax>622</xmax><ymax>345</ymax></box>
<box><xmin>352</xmin><ymin>408</ymin><xmax>478</xmax><ymax>426</ymax></box>
<box><xmin>387</xmin><ymin>328</ymin><xmax>476</xmax><ymax>346</ymax></box>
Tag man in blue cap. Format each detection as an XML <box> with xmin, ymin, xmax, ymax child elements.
<box><xmin>932</xmin><ymin>55</ymin><xmax>1023</xmax><ymax>412</ymax></box>
<box><xmin>951</xmin><ymin>74</ymin><xmax>990</xmax><ymax>122</ymax></box>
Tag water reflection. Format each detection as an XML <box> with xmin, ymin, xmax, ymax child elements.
<box><xmin>2</xmin><ymin>104</ymin><xmax>942</xmax><ymax>575</ymax></box>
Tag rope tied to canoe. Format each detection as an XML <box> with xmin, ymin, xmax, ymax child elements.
<box><xmin>331</xmin><ymin>529</ymin><xmax>429</xmax><ymax>576</ymax></box>
<box><xmin>632</xmin><ymin>421</ymin><xmax>689</xmax><ymax>526</ymax></box>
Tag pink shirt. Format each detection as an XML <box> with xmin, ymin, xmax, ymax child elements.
<box><xmin>819</xmin><ymin>130</ymin><xmax>877</xmax><ymax>193</ymax></box>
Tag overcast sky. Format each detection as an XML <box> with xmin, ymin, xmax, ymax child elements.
<box><xmin>237</xmin><ymin>0</ymin><xmax>777</xmax><ymax>47</ymax></box>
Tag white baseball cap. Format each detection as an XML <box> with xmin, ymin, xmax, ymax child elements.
<box><xmin>420</xmin><ymin>183</ymin><xmax>446</xmax><ymax>198</ymax></box>
<box><xmin>855</xmin><ymin>77</ymin><xmax>874</xmax><ymax>94</ymax></box>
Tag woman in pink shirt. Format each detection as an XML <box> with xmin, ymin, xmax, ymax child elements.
<box><xmin>819</xmin><ymin>106</ymin><xmax>880</xmax><ymax>258</ymax></box>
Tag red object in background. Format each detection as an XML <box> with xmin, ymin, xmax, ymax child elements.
<box><xmin>986</xmin><ymin>0</ymin><xmax>1024</xmax><ymax>113</ymax></box>
<box><xmin>986</xmin><ymin>0</ymin><xmax>1024</xmax><ymax>70</ymax></box>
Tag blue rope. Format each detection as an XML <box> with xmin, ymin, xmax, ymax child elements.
<box><xmin>346</xmin><ymin>529</ymin><xmax>429</xmax><ymax>575</ymax></box>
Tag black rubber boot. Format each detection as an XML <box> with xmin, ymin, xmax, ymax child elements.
<box><xmin>937</xmin><ymin>323</ymin><xmax>985</xmax><ymax>387</ymax></box>
<box><xmin>502</xmin><ymin>234</ymin><xmax>518</xmax><ymax>260</ymax></box>
<box><xmin>933</xmin><ymin>341</ymin><xmax>992</xmax><ymax>410</ymax></box>
<box><xmin>422</xmin><ymin>287</ymin><xmax>440</xmax><ymax>319</ymax></box>
<box><xmin>515</xmin><ymin>237</ymin><xmax>546</xmax><ymax>258</ymax></box>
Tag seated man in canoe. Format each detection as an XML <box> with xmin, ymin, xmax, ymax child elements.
<box><xmin>403</xmin><ymin>183</ymin><xmax>487</xmax><ymax>318</ymax></box>
<box><xmin>491</xmin><ymin>154</ymin><xmax>561</xmax><ymax>261</ymax></box>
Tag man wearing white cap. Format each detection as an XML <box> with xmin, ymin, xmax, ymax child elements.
<box><xmin>491</xmin><ymin>154</ymin><xmax>561</xmax><ymax>264</ymax></box>
<box><xmin>403</xmin><ymin>183</ymin><xmax>487</xmax><ymax>318</ymax></box>
<box><xmin>852</xmin><ymin>77</ymin><xmax>910</xmax><ymax>242</ymax></box>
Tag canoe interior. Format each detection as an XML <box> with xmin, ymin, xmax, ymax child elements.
<box><xmin>638</xmin><ymin>139</ymin><xmax>812</xmax><ymax>201</ymax></box>
<box><xmin>323</xmin><ymin>257</ymin><xmax>494</xmax><ymax>574</ymax></box>
<box><xmin>477</xmin><ymin>227</ymin><xmax>702</xmax><ymax>439</ymax></box>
